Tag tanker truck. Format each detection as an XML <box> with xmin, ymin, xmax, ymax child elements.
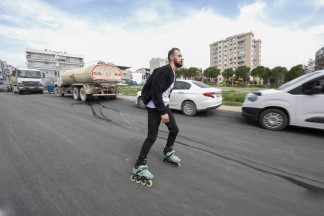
<box><xmin>54</xmin><ymin>63</ymin><xmax>122</xmax><ymax>102</ymax></box>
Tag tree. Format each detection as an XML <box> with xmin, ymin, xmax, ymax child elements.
<box><xmin>176</xmin><ymin>68</ymin><xmax>188</xmax><ymax>78</ymax></box>
<box><xmin>186</xmin><ymin>67</ymin><xmax>198</xmax><ymax>80</ymax></box>
<box><xmin>222</xmin><ymin>68</ymin><xmax>234</xmax><ymax>86</ymax></box>
<box><xmin>271</xmin><ymin>66</ymin><xmax>287</xmax><ymax>86</ymax></box>
<box><xmin>235</xmin><ymin>66</ymin><xmax>250</xmax><ymax>85</ymax></box>
<box><xmin>251</xmin><ymin>66</ymin><xmax>265</xmax><ymax>77</ymax></box>
<box><xmin>203</xmin><ymin>66</ymin><xmax>221</xmax><ymax>83</ymax></box>
<box><xmin>285</xmin><ymin>64</ymin><xmax>305</xmax><ymax>82</ymax></box>
<box><xmin>259</xmin><ymin>67</ymin><xmax>272</xmax><ymax>86</ymax></box>
<box><xmin>250</xmin><ymin>66</ymin><xmax>266</xmax><ymax>85</ymax></box>
<box><xmin>222</xmin><ymin>68</ymin><xmax>234</xmax><ymax>80</ymax></box>
<box><xmin>304</xmin><ymin>58</ymin><xmax>315</xmax><ymax>73</ymax></box>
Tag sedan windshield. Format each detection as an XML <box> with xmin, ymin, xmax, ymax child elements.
<box><xmin>18</xmin><ymin>70</ymin><xmax>41</xmax><ymax>78</ymax></box>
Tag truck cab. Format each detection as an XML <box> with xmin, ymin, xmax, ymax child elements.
<box><xmin>11</xmin><ymin>68</ymin><xmax>44</xmax><ymax>94</ymax></box>
<box><xmin>242</xmin><ymin>70</ymin><xmax>324</xmax><ymax>131</ymax></box>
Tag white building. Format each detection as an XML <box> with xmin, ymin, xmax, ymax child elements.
<box><xmin>136</xmin><ymin>68</ymin><xmax>150</xmax><ymax>82</ymax></box>
<box><xmin>25</xmin><ymin>48</ymin><xmax>84</xmax><ymax>86</ymax></box>
<box><xmin>130</xmin><ymin>72</ymin><xmax>143</xmax><ymax>84</ymax></box>
<box><xmin>149</xmin><ymin>58</ymin><xmax>168</xmax><ymax>74</ymax></box>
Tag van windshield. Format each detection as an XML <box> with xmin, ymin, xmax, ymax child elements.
<box><xmin>18</xmin><ymin>70</ymin><xmax>41</xmax><ymax>78</ymax></box>
<box><xmin>277</xmin><ymin>71</ymin><xmax>321</xmax><ymax>90</ymax></box>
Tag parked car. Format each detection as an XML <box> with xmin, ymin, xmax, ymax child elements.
<box><xmin>135</xmin><ymin>80</ymin><xmax>222</xmax><ymax>116</ymax></box>
<box><xmin>242</xmin><ymin>70</ymin><xmax>324</xmax><ymax>131</ymax></box>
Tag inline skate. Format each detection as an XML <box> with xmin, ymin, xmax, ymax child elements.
<box><xmin>163</xmin><ymin>146</ymin><xmax>181</xmax><ymax>167</ymax></box>
<box><xmin>130</xmin><ymin>162</ymin><xmax>154</xmax><ymax>187</ymax></box>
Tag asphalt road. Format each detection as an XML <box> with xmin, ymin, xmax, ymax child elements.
<box><xmin>0</xmin><ymin>92</ymin><xmax>323</xmax><ymax>216</ymax></box>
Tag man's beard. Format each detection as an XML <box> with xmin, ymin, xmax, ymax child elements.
<box><xmin>174</xmin><ymin>60</ymin><xmax>183</xmax><ymax>68</ymax></box>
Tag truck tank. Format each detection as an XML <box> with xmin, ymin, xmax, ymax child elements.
<box><xmin>59</xmin><ymin>64</ymin><xmax>122</xmax><ymax>86</ymax></box>
<box><xmin>55</xmin><ymin>63</ymin><xmax>123</xmax><ymax>101</ymax></box>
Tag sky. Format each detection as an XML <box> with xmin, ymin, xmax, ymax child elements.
<box><xmin>0</xmin><ymin>0</ymin><xmax>324</xmax><ymax>71</ymax></box>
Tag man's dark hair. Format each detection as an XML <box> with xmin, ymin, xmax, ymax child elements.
<box><xmin>168</xmin><ymin>48</ymin><xmax>180</xmax><ymax>62</ymax></box>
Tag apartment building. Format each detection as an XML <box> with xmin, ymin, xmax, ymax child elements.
<box><xmin>149</xmin><ymin>58</ymin><xmax>168</xmax><ymax>74</ymax></box>
<box><xmin>25</xmin><ymin>48</ymin><xmax>84</xmax><ymax>86</ymax></box>
<box><xmin>315</xmin><ymin>47</ymin><xmax>324</xmax><ymax>70</ymax></box>
<box><xmin>210</xmin><ymin>32</ymin><xmax>261</xmax><ymax>81</ymax></box>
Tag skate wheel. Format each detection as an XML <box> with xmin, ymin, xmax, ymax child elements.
<box><xmin>140</xmin><ymin>180</ymin><xmax>146</xmax><ymax>186</ymax></box>
<box><xmin>135</xmin><ymin>179</ymin><xmax>141</xmax><ymax>184</ymax></box>
<box><xmin>130</xmin><ymin>175</ymin><xmax>136</xmax><ymax>182</ymax></box>
<box><xmin>146</xmin><ymin>180</ymin><xmax>153</xmax><ymax>187</ymax></box>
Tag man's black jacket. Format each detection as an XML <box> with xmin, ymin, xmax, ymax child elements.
<box><xmin>141</xmin><ymin>64</ymin><xmax>175</xmax><ymax>115</ymax></box>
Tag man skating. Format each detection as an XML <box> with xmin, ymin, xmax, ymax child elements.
<box><xmin>131</xmin><ymin>48</ymin><xmax>184</xmax><ymax>187</ymax></box>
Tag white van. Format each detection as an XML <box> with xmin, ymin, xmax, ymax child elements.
<box><xmin>242</xmin><ymin>70</ymin><xmax>324</xmax><ymax>131</ymax></box>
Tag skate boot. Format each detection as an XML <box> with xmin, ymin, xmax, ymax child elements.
<box><xmin>130</xmin><ymin>159</ymin><xmax>154</xmax><ymax>187</ymax></box>
<box><xmin>163</xmin><ymin>146</ymin><xmax>181</xmax><ymax>167</ymax></box>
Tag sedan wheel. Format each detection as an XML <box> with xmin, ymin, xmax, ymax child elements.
<box><xmin>259</xmin><ymin>109</ymin><xmax>288</xmax><ymax>131</ymax></box>
<box><xmin>137</xmin><ymin>97</ymin><xmax>146</xmax><ymax>109</ymax></box>
<box><xmin>181</xmin><ymin>101</ymin><xmax>197</xmax><ymax>116</ymax></box>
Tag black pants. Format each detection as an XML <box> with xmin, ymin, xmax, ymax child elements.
<box><xmin>137</xmin><ymin>107</ymin><xmax>179</xmax><ymax>161</ymax></box>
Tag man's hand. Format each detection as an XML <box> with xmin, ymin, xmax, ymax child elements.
<box><xmin>161</xmin><ymin>113</ymin><xmax>169</xmax><ymax>123</ymax></box>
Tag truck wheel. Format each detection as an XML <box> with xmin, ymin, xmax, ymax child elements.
<box><xmin>80</xmin><ymin>87</ymin><xmax>88</xmax><ymax>102</ymax></box>
<box><xmin>259</xmin><ymin>108</ymin><xmax>288</xmax><ymax>131</ymax></box>
<box><xmin>73</xmin><ymin>87</ymin><xmax>80</xmax><ymax>101</ymax></box>
<box><xmin>18</xmin><ymin>90</ymin><xmax>23</xmax><ymax>95</ymax></box>
<box><xmin>54</xmin><ymin>87</ymin><xmax>64</xmax><ymax>97</ymax></box>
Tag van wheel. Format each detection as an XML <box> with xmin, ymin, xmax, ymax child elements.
<box><xmin>259</xmin><ymin>109</ymin><xmax>288</xmax><ymax>131</ymax></box>
<box><xmin>181</xmin><ymin>101</ymin><xmax>197</xmax><ymax>116</ymax></box>
<box><xmin>73</xmin><ymin>87</ymin><xmax>80</xmax><ymax>101</ymax></box>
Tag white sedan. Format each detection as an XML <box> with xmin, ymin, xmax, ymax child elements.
<box><xmin>135</xmin><ymin>80</ymin><xmax>222</xmax><ymax>116</ymax></box>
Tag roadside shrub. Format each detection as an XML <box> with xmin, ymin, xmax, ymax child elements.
<box><xmin>222</xmin><ymin>92</ymin><xmax>245</xmax><ymax>103</ymax></box>
<box><xmin>118</xmin><ymin>85</ymin><xmax>142</xmax><ymax>95</ymax></box>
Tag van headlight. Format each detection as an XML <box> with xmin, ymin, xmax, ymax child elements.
<box><xmin>247</xmin><ymin>94</ymin><xmax>258</xmax><ymax>102</ymax></box>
